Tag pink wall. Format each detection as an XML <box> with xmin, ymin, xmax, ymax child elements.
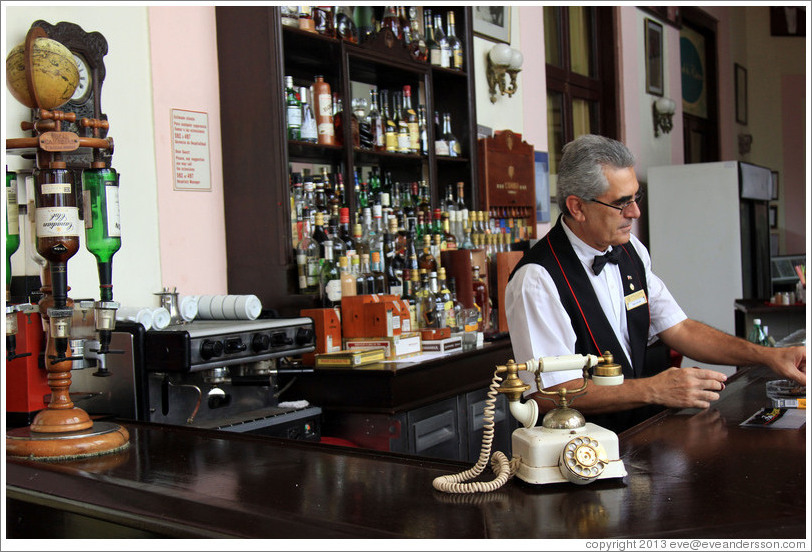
<box><xmin>519</xmin><ymin>9</ymin><xmax>548</xmax><ymax>151</ymax></box>
<box><xmin>781</xmin><ymin>74</ymin><xmax>806</xmax><ymax>254</ymax></box>
<box><xmin>148</xmin><ymin>6</ymin><xmax>227</xmax><ymax>294</ymax></box>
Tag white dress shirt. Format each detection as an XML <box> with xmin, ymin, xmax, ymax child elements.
<box><xmin>504</xmin><ymin>220</ymin><xmax>687</xmax><ymax>392</ymax></box>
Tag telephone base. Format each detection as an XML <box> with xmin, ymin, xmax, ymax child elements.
<box><xmin>512</xmin><ymin>422</ymin><xmax>627</xmax><ymax>485</ymax></box>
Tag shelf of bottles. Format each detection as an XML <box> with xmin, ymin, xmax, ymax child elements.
<box><xmin>277</xmin><ymin>6</ymin><xmax>506</xmax><ymax>334</ymax></box>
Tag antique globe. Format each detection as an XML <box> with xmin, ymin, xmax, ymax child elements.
<box><xmin>6</xmin><ymin>36</ymin><xmax>79</xmax><ymax>109</ymax></box>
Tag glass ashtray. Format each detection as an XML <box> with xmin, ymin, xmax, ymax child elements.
<box><xmin>766</xmin><ymin>379</ymin><xmax>805</xmax><ymax>400</ymax></box>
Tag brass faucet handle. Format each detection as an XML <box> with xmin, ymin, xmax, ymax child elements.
<box><xmin>495</xmin><ymin>359</ymin><xmax>531</xmax><ymax>401</ymax></box>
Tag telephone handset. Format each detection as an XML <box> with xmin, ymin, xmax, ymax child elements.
<box><xmin>432</xmin><ymin>351</ymin><xmax>628</xmax><ymax>494</ymax></box>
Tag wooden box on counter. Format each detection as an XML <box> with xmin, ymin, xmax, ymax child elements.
<box><xmin>477</xmin><ymin>130</ymin><xmax>536</xmax><ymax>238</ymax></box>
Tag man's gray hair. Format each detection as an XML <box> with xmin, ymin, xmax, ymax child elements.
<box><xmin>556</xmin><ymin>134</ymin><xmax>636</xmax><ymax>217</ymax></box>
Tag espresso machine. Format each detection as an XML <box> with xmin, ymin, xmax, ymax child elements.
<box><xmin>70</xmin><ymin>316</ymin><xmax>322</xmax><ymax>440</ymax></box>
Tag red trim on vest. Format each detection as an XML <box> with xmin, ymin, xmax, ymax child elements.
<box><xmin>546</xmin><ymin>234</ymin><xmax>603</xmax><ymax>354</ymax></box>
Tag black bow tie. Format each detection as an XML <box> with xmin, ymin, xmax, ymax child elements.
<box><xmin>592</xmin><ymin>247</ymin><xmax>623</xmax><ymax>275</ymax></box>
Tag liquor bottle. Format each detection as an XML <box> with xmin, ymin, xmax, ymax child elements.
<box><xmin>353</xmin><ymin>5</ymin><xmax>375</xmax><ymax>44</ymax></box>
<box><xmin>314</xmin><ymin>6</ymin><xmax>335</xmax><ymax>38</ymax></box>
<box><xmin>350</xmin><ymin>254</ymin><xmax>364</xmax><ymax>294</ymax></box>
<box><xmin>336</xmin><ymin>6</ymin><xmax>358</xmax><ymax>43</ymax></box>
<box><xmin>418</xmin><ymin>234</ymin><xmax>437</xmax><ymax>273</ymax></box>
<box><xmin>312</xmin><ymin>76</ymin><xmax>335</xmax><ymax>146</ymax></box>
<box><xmin>748</xmin><ymin>318</ymin><xmax>768</xmax><ymax>346</ymax></box>
<box><xmin>424</xmin><ymin>9</ymin><xmax>437</xmax><ymax>65</ymax></box>
<box><xmin>398</xmin><ymin>6</ymin><xmax>411</xmax><ymax>43</ymax></box>
<box><xmin>446</xmin><ymin>11</ymin><xmax>463</xmax><ymax>71</ymax></box>
<box><xmin>370</xmin><ymin>251</ymin><xmax>387</xmax><ymax>294</ymax></box>
<box><xmin>408</xmin><ymin>7</ymin><xmax>427</xmax><ymax>62</ymax></box>
<box><xmin>455</xmin><ymin>181</ymin><xmax>469</xmax><ymax>230</ymax></box>
<box><xmin>299</xmin><ymin>86</ymin><xmax>318</xmax><ymax>143</ymax></box>
<box><xmin>431</xmin><ymin>13</ymin><xmax>451</xmax><ymax>68</ymax></box>
<box><xmin>352</xmin><ymin>223</ymin><xmax>370</xmax><ymax>257</ymax></box>
<box><xmin>319</xmin><ymin>241</ymin><xmax>342</xmax><ymax>307</ymax></box>
<box><xmin>356</xmin><ymin>96</ymin><xmax>372</xmax><ymax>149</ymax></box>
<box><xmin>443</xmin><ymin>113</ymin><xmax>461</xmax><ymax>157</ymax></box>
<box><xmin>332</xmin><ymin>92</ymin><xmax>345</xmax><ymax>147</ymax></box>
<box><xmin>358</xmin><ymin>179</ymin><xmax>370</xmax><ymax>210</ymax></box>
<box><xmin>6</xmin><ymin>168</ymin><xmax>20</xmax><ymax>291</ymax></box>
<box><xmin>296</xmin><ymin>208</ymin><xmax>320</xmax><ymax>294</ymax></box>
<box><xmin>369</xmin><ymin>167</ymin><xmax>381</xmax><ymax>204</ymax></box>
<box><xmin>417</xmin><ymin>269</ymin><xmax>439</xmax><ymax>329</ymax></box>
<box><xmin>448</xmin><ymin>276</ymin><xmax>464</xmax><ymax>332</ymax></box>
<box><xmin>82</xmin><ymin>168</ymin><xmax>122</xmax><ymax>301</ymax></box>
<box><xmin>338</xmin><ymin>207</ymin><xmax>355</xmax><ymax>253</ymax></box>
<box><xmin>298</xmin><ymin>6</ymin><xmax>315</xmax><ymax>32</ymax></box>
<box><xmin>405</xmin><ymin>218</ymin><xmax>419</xmax><ymax>272</ymax></box>
<box><xmin>428</xmin><ymin>271</ymin><xmax>447</xmax><ymax>329</ymax></box>
<box><xmin>442</xmin><ymin>212</ymin><xmax>457</xmax><ymax>251</ymax></box>
<box><xmin>382</xmin><ymin>6</ymin><xmax>401</xmax><ymax>39</ymax></box>
<box><xmin>312</xmin><ymin>211</ymin><xmax>331</xmax><ymax>260</ymax></box>
<box><xmin>285</xmin><ymin>76</ymin><xmax>301</xmax><ymax>140</ymax></box>
<box><xmin>327</xmin><ymin>208</ymin><xmax>347</xmax><ymax>262</ymax></box>
<box><xmin>401</xmin><ymin>269</ymin><xmax>418</xmax><ymax>331</ymax></box>
<box><xmin>368</xmin><ymin>89</ymin><xmax>386</xmax><ymax>152</ymax></box>
<box><xmin>459</xmin><ymin>219</ymin><xmax>474</xmax><ymax>250</ymax></box>
<box><xmin>34</xmin><ymin>166</ymin><xmax>81</xmax><ymax>310</ymax></box>
<box><xmin>417</xmin><ymin>181</ymin><xmax>431</xmax><ymax>224</ymax></box>
<box><xmin>339</xmin><ymin>255</ymin><xmax>356</xmax><ymax>299</ymax></box>
<box><xmin>417</xmin><ymin>105</ymin><xmax>429</xmax><ymax>155</ymax></box>
<box><xmin>358</xmin><ymin>253</ymin><xmax>377</xmax><ymax>294</ymax></box>
<box><xmin>403</xmin><ymin>85</ymin><xmax>419</xmax><ymax>153</ymax></box>
<box><xmin>369</xmin><ymin>204</ymin><xmax>385</xmax><ymax>261</ymax></box>
<box><xmin>394</xmin><ymin>91</ymin><xmax>410</xmax><ymax>154</ymax></box>
<box><xmin>382</xmin><ymin>90</ymin><xmax>398</xmax><ymax>153</ymax></box>
<box><xmin>437</xmin><ymin>267</ymin><xmax>456</xmax><ymax>331</ymax></box>
<box><xmin>471</xmin><ymin>265</ymin><xmax>489</xmax><ymax>332</ymax></box>
<box><xmin>382</xmin><ymin>214</ymin><xmax>400</xmax><ymax>274</ymax></box>
<box><xmin>434</xmin><ymin>111</ymin><xmax>449</xmax><ymax>156</ymax></box>
<box><xmin>314</xmin><ymin>178</ymin><xmax>327</xmax><ymax>214</ymax></box>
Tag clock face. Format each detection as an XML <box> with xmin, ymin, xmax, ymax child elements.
<box><xmin>70</xmin><ymin>53</ymin><xmax>93</xmax><ymax>104</ymax></box>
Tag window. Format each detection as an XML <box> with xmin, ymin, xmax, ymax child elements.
<box><xmin>544</xmin><ymin>7</ymin><xmax>617</xmax><ymax>177</ymax></box>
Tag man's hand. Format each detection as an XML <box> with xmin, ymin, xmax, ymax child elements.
<box><xmin>762</xmin><ymin>345</ymin><xmax>806</xmax><ymax>385</ymax></box>
<box><xmin>647</xmin><ymin>367</ymin><xmax>728</xmax><ymax>409</ymax></box>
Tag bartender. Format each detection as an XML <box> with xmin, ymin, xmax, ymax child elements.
<box><xmin>505</xmin><ymin>134</ymin><xmax>806</xmax><ymax>433</ymax></box>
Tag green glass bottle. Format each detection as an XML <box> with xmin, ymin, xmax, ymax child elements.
<box><xmin>82</xmin><ymin>168</ymin><xmax>122</xmax><ymax>301</ymax></box>
<box><xmin>6</xmin><ymin>168</ymin><xmax>20</xmax><ymax>291</ymax></box>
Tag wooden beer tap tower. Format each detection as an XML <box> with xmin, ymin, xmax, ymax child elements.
<box><xmin>6</xmin><ymin>26</ymin><xmax>129</xmax><ymax>460</ymax></box>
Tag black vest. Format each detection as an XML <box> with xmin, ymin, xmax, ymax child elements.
<box><xmin>509</xmin><ymin>217</ymin><xmax>665</xmax><ymax>433</ymax></box>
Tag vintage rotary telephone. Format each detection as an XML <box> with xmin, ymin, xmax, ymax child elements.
<box><xmin>433</xmin><ymin>351</ymin><xmax>627</xmax><ymax>493</ymax></box>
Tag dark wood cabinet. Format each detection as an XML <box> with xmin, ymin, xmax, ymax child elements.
<box><xmin>216</xmin><ymin>7</ymin><xmax>479</xmax><ymax>316</ymax></box>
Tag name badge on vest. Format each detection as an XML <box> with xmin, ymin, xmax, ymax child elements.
<box><xmin>624</xmin><ymin>289</ymin><xmax>647</xmax><ymax>311</ymax></box>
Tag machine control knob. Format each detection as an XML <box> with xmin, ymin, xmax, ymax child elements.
<box><xmin>200</xmin><ymin>339</ymin><xmax>224</xmax><ymax>360</ymax></box>
<box><xmin>252</xmin><ymin>333</ymin><xmax>271</xmax><ymax>353</ymax></box>
<box><xmin>295</xmin><ymin>327</ymin><xmax>315</xmax><ymax>346</ymax></box>
<box><xmin>271</xmin><ymin>332</ymin><xmax>293</xmax><ymax>347</ymax></box>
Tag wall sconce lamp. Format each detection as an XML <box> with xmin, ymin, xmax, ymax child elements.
<box><xmin>652</xmin><ymin>96</ymin><xmax>676</xmax><ymax>137</ymax></box>
<box><xmin>487</xmin><ymin>43</ymin><xmax>523</xmax><ymax>103</ymax></box>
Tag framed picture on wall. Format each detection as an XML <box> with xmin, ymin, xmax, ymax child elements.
<box><xmin>645</xmin><ymin>18</ymin><xmax>664</xmax><ymax>96</ymax></box>
<box><xmin>473</xmin><ymin>6</ymin><xmax>510</xmax><ymax>43</ymax></box>
<box><xmin>735</xmin><ymin>63</ymin><xmax>748</xmax><ymax>125</ymax></box>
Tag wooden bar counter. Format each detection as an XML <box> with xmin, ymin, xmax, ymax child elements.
<box><xmin>6</xmin><ymin>364</ymin><xmax>806</xmax><ymax>539</ymax></box>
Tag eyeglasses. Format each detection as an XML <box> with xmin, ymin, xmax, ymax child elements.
<box><xmin>590</xmin><ymin>191</ymin><xmax>644</xmax><ymax>215</ymax></box>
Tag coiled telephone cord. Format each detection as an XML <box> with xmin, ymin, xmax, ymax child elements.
<box><xmin>432</xmin><ymin>370</ymin><xmax>521</xmax><ymax>493</ymax></box>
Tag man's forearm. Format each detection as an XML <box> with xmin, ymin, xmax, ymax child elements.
<box><xmin>659</xmin><ymin>319</ymin><xmax>769</xmax><ymax>368</ymax></box>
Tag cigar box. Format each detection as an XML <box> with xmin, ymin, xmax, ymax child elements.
<box><xmin>343</xmin><ymin>332</ymin><xmax>422</xmax><ymax>360</ymax></box>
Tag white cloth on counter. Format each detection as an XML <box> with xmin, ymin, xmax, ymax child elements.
<box><xmin>278</xmin><ymin>400</ymin><xmax>310</xmax><ymax>409</ymax></box>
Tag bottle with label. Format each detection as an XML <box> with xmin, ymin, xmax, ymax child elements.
<box><xmin>437</xmin><ymin>267</ymin><xmax>456</xmax><ymax>330</ymax></box>
<box><xmin>312</xmin><ymin>76</ymin><xmax>335</xmax><ymax>146</ymax></box>
<box><xmin>747</xmin><ymin>318</ymin><xmax>769</xmax><ymax>346</ymax></box>
<box><xmin>431</xmin><ymin>13</ymin><xmax>451</xmax><ymax>68</ymax></box>
<box><xmin>337</xmin><ymin>207</ymin><xmax>355</xmax><ymax>253</ymax></box>
<box><xmin>357</xmin><ymin>253</ymin><xmax>376</xmax><ymax>294</ymax></box>
<box><xmin>424</xmin><ymin>9</ymin><xmax>437</xmax><ymax>65</ymax></box>
<box><xmin>298</xmin><ymin>6</ymin><xmax>315</xmax><ymax>32</ymax></box>
<box><xmin>352</xmin><ymin>222</ymin><xmax>370</xmax><ymax>258</ymax></box>
<box><xmin>446</xmin><ymin>11</ymin><xmax>463</xmax><ymax>71</ymax></box>
<box><xmin>394</xmin><ymin>91</ymin><xmax>410</xmax><ymax>154</ymax></box>
<box><xmin>402</xmin><ymin>85</ymin><xmax>420</xmax><ymax>154</ymax></box>
<box><xmin>401</xmin><ymin>269</ymin><xmax>418</xmax><ymax>331</ymax></box>
<box><xmin>299</xmin><ymin>87</ymin><xmax>318</xmax><ymax>143</ymax></box>
<box><xmin>311</xmin><ymin>211</ymin><xmax>331</xmax><ymax>260</ymax></box>
<box><xmin>281</xmin><ymin>6</ymin><xmax>299</xmax><ymax>28</ymax></box>
<box><xmin>382</xmin><ymin>90</ymin><xmax>398</xmax><ymax>153</ymax></box>
<box><xmin>382</xmin><ymin>6</ymin><xmax>401</xmax><ymax>40</ymax></box>
<box><xmin>6</xmin><ymin>168</ymin><xmax>20</xmax><ymax>291</ymax></box>
<box><xmin>82</xmin><ymin>168</ymin><xmax>122</xmax><ymax>301</ymax></box>
<box><xmin>417</xmin><ymin>105</ymin><xmax>429</xmax><ymax>155</ymax></box>
<box><xmin>455</xmin><ymin>181</ymin><xmax>469</xmax><ymax>232</ymax></box>
<box><xmin>383</xmin><ymin>216</ymin><xmax>403</xmax><ymax>296</ymax></box>
<box><xmin>441</xmin><ymin>212</ymin><xmax>457</xmax><ymax>251</ymax></box>
<box><xmin>34</xmin><ymin>166</ymin><xmax>81</xmax><ymax>307</ymax></box>
<box><xmin>408</xmin><ymin>7</ymin><xmax>427</xmax><ymax>62</ymax></box>
<box><xmin>443</xmin><ymin>113</ymin><xmax>461</xmax><ymax>157</ymax></box>
<box><xmin>319</xmin><ymin>241</ymin><xmax>342</xmax><ymax>307</ymax></box>
<box><xmin>296</xmin><ymin>209</ymin><xmax>320</xmax><ymax>295</ymax></box>
<box><xmin>417</xmin><ymin>269</ymin><xmax>439</xmax><ymax>329</ymax></box>
<box><xmin>354</xmin><ymin>5</ymin><xmax>375</xmax><ymax>44</ymax></box>
<box><xmin>339</xmin><ymin>255</ymin><xmax>356</xmax><ymax>299</ymax></box>
<box><xmin>471</xmin><ymin>265</ymin><xmax>489</xmax><ymax>332</ymax></box>
<box><xmin>418</xmin><ymin>234</ymin><xmax>437</xmax><ymax>273</ymax></box>
<box><xmin>285</xmin><ymin>76</ymin><xmax>301</xmax><ymax>140</ymax></box>
<box><xmin>368</xmin><ymin>89</ymin><xmax>385</xmax><ymax>152</ymax></box>
<box><xmin>370</xmin><ymin>250</ymin><xmax>387</xmax><ymax>294</ymax></box>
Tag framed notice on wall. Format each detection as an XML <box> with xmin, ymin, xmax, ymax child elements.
<box><xmin>680</xmin><ymin>25</ymin><xmax>708</xmax><ymax>119</ymax></box>
<box><xmin>171</xmin><ymin>109</ymin><xmax>212</xmax><ymax>191</ymax></box>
